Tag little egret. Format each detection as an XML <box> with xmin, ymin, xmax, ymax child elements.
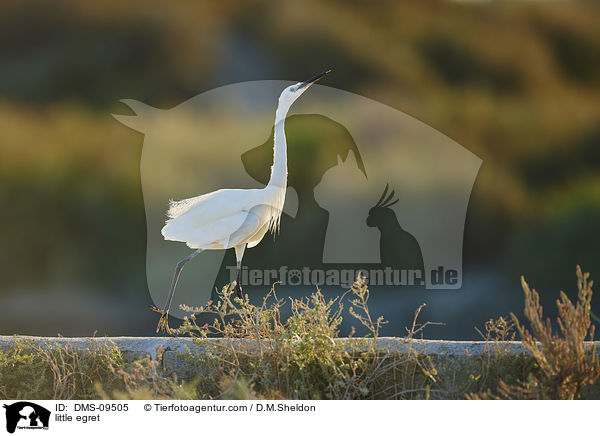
<box><xmin>153</xmin><ymin>70</ymin><xmax>331</xmax><ymax>333</ymax></box>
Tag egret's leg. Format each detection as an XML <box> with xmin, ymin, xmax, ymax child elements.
<box><xmin>156</xmin><ymin>249</ymin><xmax>202</xmax><ymax>333</ymax></box>
<box><xmin>235</xmin><ymin>260</ymin><xmax>243</xmax><ymax>298</ymax></box>
<box><xmin>234</xmin><ymin>244</ymin><xmax>246</xmax><ymax>298</ymax></box>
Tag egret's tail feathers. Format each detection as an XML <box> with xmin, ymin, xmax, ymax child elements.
<box><xmin>167</xmin><ymin>196</ymin><xmax>203</xmax><ymax>219</ymax></box>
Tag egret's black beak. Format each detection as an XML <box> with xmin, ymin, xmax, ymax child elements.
<box><xmin>300</xmin><ymin>69</ymin><xmax>331</xmax><ymax>89</ymax></box>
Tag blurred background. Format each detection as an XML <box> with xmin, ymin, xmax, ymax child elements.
<box><xmin>1</xmin><ymin>0</ymin><xmax>599</xmax><ymax>338</ymax></box>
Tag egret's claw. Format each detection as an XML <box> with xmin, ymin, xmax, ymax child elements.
<box><xmin>156</xmin><ymin>313</ymin><xmax>174</xmax><ymax>335</ymax></box>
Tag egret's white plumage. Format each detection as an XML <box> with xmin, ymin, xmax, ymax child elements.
<box><xmin>161</xmin><ymin>187</ymin><xmax>283</xmax><ymax>249</ymax></box>
<box><xmin>154</xmin><ymin>70</ymin><xmax>330</xmax><ymax>333</ymax></box>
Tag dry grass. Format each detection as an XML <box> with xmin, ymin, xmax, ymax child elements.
<box><xmin>469</xmin><ymin>266</ymin><xmax>600</xmax><ymax>399</ymax></box>
<box><xmin>0</xmin><ymin>337</ymin><xmax>122</xmax><ymax>400</ymax></box>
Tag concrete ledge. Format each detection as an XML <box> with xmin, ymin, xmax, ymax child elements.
<box><xmin>2</xmin><ymin>336</ymin><xmax>599</xmax><ymax>393</ymax></box>
<box><xmin>0</xmin><ymin>335</ymin><xmax>533</xmax><ymax>359</ymax></box>
<box><xmin>5</xmin><ymin>335</ymin><xmax>600</xmax><ymax>359</ymax></box>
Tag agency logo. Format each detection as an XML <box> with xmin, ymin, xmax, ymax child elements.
<box><xmin>3</xmin><ymin>402</ymin><xmax>50</xmax><ymax>433</ymax></box>
<box><xmin>114</xmin><ymin>80</ymin><xmax>481</xmax><ymax>318</ymax></box>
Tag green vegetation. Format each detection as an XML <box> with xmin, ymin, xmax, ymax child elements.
<box><xmin>1</xmin><ymin>268</ymin><xmax>598</xmax><ymax>400</ymax></box>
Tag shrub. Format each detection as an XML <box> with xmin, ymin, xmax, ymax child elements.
<box><xmin>469</xmin><ymin>266</ymin><xmax>600</xmax><ymax>399</ymax></box>
<box><xmin>0</xmin><ymin>337</ymin><xmax>123</xmax><ymax>400</ymax></box>
<box><xmin>172</xmin><ymin>276</ymin><xmax>438</xmax><ymax>399</ymax></box>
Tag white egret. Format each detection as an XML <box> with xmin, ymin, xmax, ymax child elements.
<box><xmin>153</xmin><ymin>70</ymin><xmax>331</xmax><ymax>333</ymax></box>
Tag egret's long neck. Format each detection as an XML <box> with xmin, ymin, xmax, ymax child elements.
<box><xmin>268</xmin><ymin>101</ymin><xmax>290</xmax><ymax>190</ymax></box>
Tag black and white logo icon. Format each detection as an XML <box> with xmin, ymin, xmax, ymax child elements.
<box><xmin>3</xmin><ymin>402</ymin><xmax>50</xmax><ymax>434</ymax></box>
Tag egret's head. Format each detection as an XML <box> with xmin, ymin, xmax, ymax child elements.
<box><xmin>279</xmin><ymin>70</ymin><xmax>331</xmax><ymax>106</ymax></box>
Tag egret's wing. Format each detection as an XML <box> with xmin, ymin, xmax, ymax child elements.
<box><xmin>163</xmin><ymin>201</ymin><xmax>271</xmax><ymax>250</ymax></box>
<box><xmin>162</xmin><ymin>190</ymin><xmax>258</xmax><ymax>238</ymax></box>
<box><xmin>161</xmin><ymin>187</ymin><xmax>283</xmax><ymax>249</ymax></box>
<box><xmin>165</xmin><ymin>189</ymin><xmax>262</xmax><ymax>223</ymax></box>
<box><xmin>183</xmin><ymin>211</ymin><xmax>247</xmax><ymax>249</ymax></box>
<box><xmin>167</xmin><ymin>190</ymin><xmax>222</xmax><ymax>219</ymax></box>
<box><xmin>226</xmin><ymin>209</ymin><xmax>266</xmax><ymax>248</ymax></box>
<box><xmin>163</xmin><ymin>210</ymin><xmax>241</xmax><ymax>249</ymax></box>
<box><xmin>182</xmin><ymin>209</ymin><xmax>266</xmax><ymax>249</ymax></box>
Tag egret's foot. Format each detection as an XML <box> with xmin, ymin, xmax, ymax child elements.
<box><xmin>157</xmin><ymin>313</ymin><xmax>172</xmax><ymax>335</ymax></box>
<box><xmin>149</xmin><ymin>305</ymin><xmax>173</xmax><ymax>335</ymax></box>
<box><xmin>234</xmin><ymin>282</ymin><xmax>243</xmax><ymax>299</ymax></box>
